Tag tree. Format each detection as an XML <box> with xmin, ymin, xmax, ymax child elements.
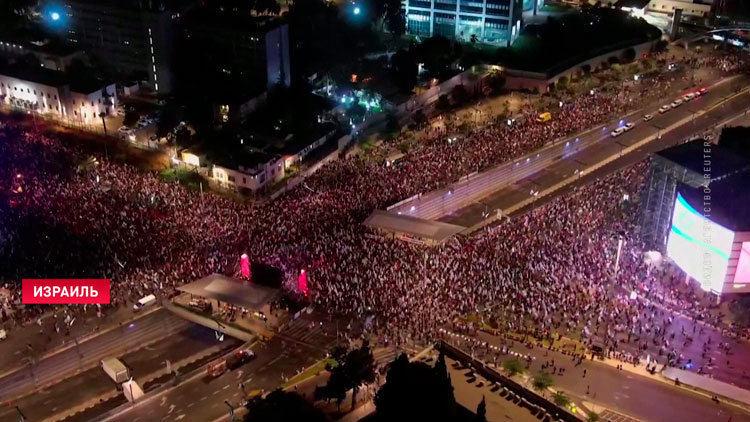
<box><xmin>436</xmin><ymin>94</ymin><xmax>451</xmax><ymax>111</ymax></box>
<box><xmin>375</xmin><ymin>354</ymin><xmax>456</xmax><ymax>421</ymax></box>
<box><xmin>391</xmin><ymin>49</ymin><xmax>418</xmax><ymax>93</ymax></box>
<box><xmin>450</xmin><ymin>84</ymin><xmax>470</xmax><ymax>106</ymax></box>
<box><xmin>552</xmin><ymin>391</ymin><xmax>570</xmax><ymax>408</ymax></box>
<box><xmin>415</xmin><ymin>36</ymin><xmax>455</xmax><ymax>76</ymax></box>
<box><xmin>475</xmin><ymin>396</ymin><xmax>487</xmax><ymax>422</ymax></box>
<box><xmin>532</xmin><ymin>372</ymin><xmax>554</xmax><ymax>393</ymax></box>
<box><xmin>485</xmin><ymin>69</ymin><xmax>506</xmax><ymax>95</ymax></box>
<box><xmin>557</xmin><ymin>75</ymin><xmax>569</xmax><ymax>89</ymax></box>
<box><xmin>588</xmin><ymin>412</ymin><xmax>600</xmax><ymax>422</ymax></box>
<box><xmin>470</xmin><ymin>34</ymin><xmax>478</xmax><ymax>44</ymax></box>
<box><xmin>503</xmin><ymin>359</ymin><xmax>524</xmax><ymax>376</ymax></box>
<box><xmin>641</xmin><ymin>60</ymin><xmax>652</xmax><ymax>72</ymax></box>
<box><xmin>123</xmin><ymin>109</ymin><xmax>139</xmax><ymax>127</ymax></box>
<box><xmin>610</xmin><ymin>63</ymin><xmax>623</xmax><ymax>75</ymax></box>
<box><xmin>318</xmin><ymin>341</ymin><xmax>376</xmax><ymax>411</ymax></box>
<box><xmin>246</xmin><ymin>390</ymin><xmax>326</xmax><ymax>422</ymax></box>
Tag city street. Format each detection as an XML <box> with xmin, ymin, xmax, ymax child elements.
<box><xmin>389</xmin><ymin>66</ymin><xmax>735</xmax><ymax>221</ymax></box>
<box><xmin>99</xmin><ymin>329</ymin><xmax>330</xmax><ymax>422</ymax></box>
<box><xmin>452</xmin><ymin>332</ymin><xmax>750</xmax><ymax>422</ymax></box>
<box><xmin>0</xmin><ymin>308</ymin><xmax>189</xmax><ymax>401</ymax></box>
<box><xmin>0</xmin><ymin>323</ymin><xmax>235</xmax><ymax>422</ymax></box>
<box><xmin>439</xmin><ymin>75</ymin><xmax>750</xmax><ymax>228</ymax></box>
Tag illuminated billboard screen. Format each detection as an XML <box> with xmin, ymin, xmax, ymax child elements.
<box><xmin>734</xmin><ymin>242</ymin><xmax>750</xmax><ymax>288</ymax></box>
<box><xmin>666</xmin><ymin>193</ymin><xmax>735</xmax><ymax>293</ymax></box>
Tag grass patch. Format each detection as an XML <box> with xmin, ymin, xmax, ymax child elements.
<box><xmin>282</xmin><ymin>358</ymin><xmax>338</xmax><ymax>389</ymax></box>
<box><xmin>159</xmin><ymin>167</ymin><xmax>205</xmax><ymax>191</ymax></box>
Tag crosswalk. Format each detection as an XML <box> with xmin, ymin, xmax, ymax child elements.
<box><xmin>280</xmin><ymin>318</ymin><xmax>337</xmax><ymax>350</ymax></box>
<box><xmin>599</xmin><ymin>409</ymin><xmax>643</xmax><ymax>422</ymax></box>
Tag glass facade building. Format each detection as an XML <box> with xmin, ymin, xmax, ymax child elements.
<box><xmin>404</xmin><ymin>0</ymin><xmax>522</xmax><ymax>45</ymax></box>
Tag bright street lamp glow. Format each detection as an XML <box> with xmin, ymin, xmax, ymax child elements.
<box><xmin>353</xmin><ymin>7</ymin><xmax>360</xmax><ymax>14</ymax></box>
<box><xmin>51</xmin><ymin>12</ymin><xmax>60</xmax><ymax>21</ymax></box>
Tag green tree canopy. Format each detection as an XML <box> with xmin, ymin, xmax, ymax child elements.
<box><xmin>245</xmin><ymin>390</ymin><xmax>327</xmax><ymax>422</ymax></box>
<box><xmin>375</xmin><ymin>353</ymin><xmax>456</xmax><ymax>421</ymax></box>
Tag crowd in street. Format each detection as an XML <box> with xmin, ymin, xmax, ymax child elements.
<box><xmin>0</xmin><ymin>52</ymin><xmax>748</xmax><ymax>384</ymax></box>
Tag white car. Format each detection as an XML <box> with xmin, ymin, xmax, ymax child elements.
<box><xmin>624</xmin><ymin>122</ymin><xmax>635</xmax><ymax>131</ymax></box>
<box><xmin>611</xmin><ymin>127</ymin><xmax>625</xmax><ymax>137</ymax></box>
<box><xmin>659</xmin><ymin>105</ymin><xmax>671</xmax><ymax>113</ymax></box>
<box><xmin>643</xmin><ymin>114</ymin><xmax>654</xmax><ymax>121</ymax></box>
<box><xmin>0</xmin><ymin>329</ymin><xmax>6</xmax><ymax>340</ymax></box>
<box><xmin>671</xmin><ymin>99</ymin><xmax>684</xmax><ymax>108</ymax></box>
<box><xmin>683</xmin><ymin>93</ymin><xmax>695</xmax><ymax>101</ymax></box>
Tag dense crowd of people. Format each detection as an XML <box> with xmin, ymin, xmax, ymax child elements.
<box><xmin>1</xmin><ymin>51</ymin><xmax>748</xmax><ymax>384</ymax></box>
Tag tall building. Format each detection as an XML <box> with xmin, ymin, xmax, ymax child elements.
<box><xmin>59</xmin><ymin>0</ymin><xmax>195</xmax><ymax>93</ymax></box>
<box><xmin>403</xmin><ymin>0</ymin><xmax>523</xmax><ymax>46</ymax></box>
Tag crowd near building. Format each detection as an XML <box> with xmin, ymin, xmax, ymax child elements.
<box><xmin>0</xmin><ymin>64</ymin><xmax>117</xmax><ymax>125</ymax></box>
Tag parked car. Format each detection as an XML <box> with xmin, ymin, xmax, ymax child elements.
<box><xmin>0</xmin><ymin>329</ymin><xmax>7</xmax><ymax>341</ymax></box>
<box><xmin>624</xmin><ymin>122</ymin><xmax>635</xmax><ymax>131</ymax></box>
<box><xmin>683</xmin><ymin>93</ymin><xmax>696</xmax><ymax>101</ymax></box>
<box><xmin>611</xmin><ymin>127</ymin><xmax>625</xmax><ymax>137</ymax></box>
<box><xmin>643</xmin><ymin>114</ymin><xmax>654</xmax><ymax>121</ymax></box>
<box><xmin>659</xmin><ymin>105</ymin><xmax>671</xmax><ymax>113</ymax></box>
<box><xmin>671</xmin><ymin>99</ymin><xmax>684</xmax><ymax>108</ymax></box>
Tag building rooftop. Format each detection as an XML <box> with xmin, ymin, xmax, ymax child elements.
<box><xmin>679</xmin><ymin>170</ymin><xmax>750</xmax><ymax>232</ymax></box>
<box><xmin>69</xmin><ymin>77</ymin><xmax>114</xmax><ymax>94</ymax></box>
<box><xmin>656</xmin><ymin>139</ymin><xmax>750</xmax><ymax>181</ymax></box>
<box><xmin>0</xmin><ymin>63</ymin><xmax>68</xmax><ymax>87</ymax></box>
<box><xmin>177</xmin><ymin>274</ymin><xmax>279</xmax><ymax>311</ymax></box>
<box><xmin>364</xmin><ymin>210</ymin><xmax>466</xmax><ymax>244</ymax></box>
<box><xmin>212</xmin><ymin>147</ymin><xmax>280</xmax><ymax>175</ymax></box>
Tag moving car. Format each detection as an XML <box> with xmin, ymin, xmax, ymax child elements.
<box><xmin>643</xmin><ymin>114</ymin><xmax>654</xmax><ymax>121</ymax></box>
<box><xmin>611</xmin><ymin>127</ymin><xmax>625</xmax><ymax>137</ymax></box>
<box><xmin>624</xmin><ymin>122</ymin><xmax>635</xmax><ymax>131</ymax></box>
<box><xmin>698</xmin><ymin>87</ymin><xmax>708</xmax><ymax>96</ymax></box>
<box><xmin>659</xmin><ymin>105</ymin><xmax>671</xmax><ymax>113</ymax></box>
<box><xmin>671</xmin><ymin>99</ymin><xmax>684</xmax><ymax>108</ymax></box>
<box><xmin>683</xmin><ymin>93</ymin><xmax>696</xmax><ymax>102</ymax></box>
<box><xmin>226</xmin><ymin>349</ymin><xmax>255</xmax><ymax>370</ymax></box>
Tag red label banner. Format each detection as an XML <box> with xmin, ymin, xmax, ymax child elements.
<box><xmin>22</xmin><ymin>279</ymin><xmax>111</xmax><ymax>304</ymax></box>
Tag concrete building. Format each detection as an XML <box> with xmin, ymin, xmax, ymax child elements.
<box><xmin>0</xmin><ymin>64</ymin><xmax>117</xmax><ymax>125</ymax></box>
<box><xmin>59</xmin><ymin>0</ymin><xmax>195</xmax><ymax>93</ymax></box>
<box><xmin>403</xmin><ymin>0</ymin><xmax>524</xmax><ymax>45</ymax></box>
<box><xmin>211</xmin><ymin>149</ymin><xmax>285</xmax><ymax>193</ymax></box>
<box><xmin>178</xmin><ymin>9</ymin><xmax>290</xmax><ymax>124</ymax></box>
<box><xmin>647</xmin><ymin>0</ymin><xmax>712</xmax><ymax>17</ymax></box>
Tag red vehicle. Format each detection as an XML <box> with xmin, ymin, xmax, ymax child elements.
<box><xmin>698</xmin><ymin>87</ymin><xmax>708</xmax><ymax>96</ymax></box>
<box><xmin>206</xmin><ymin>360</ymin><xmax>227</xmax><ymax>377</ymax></box>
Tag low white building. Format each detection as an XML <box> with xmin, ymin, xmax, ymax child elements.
<box><xmin>647</xmin><ymin>0</ymin><xmax>711</xmax><ymax>17</ymax></box>
<box><xmin>211</xmin><ymin>150</ymin><xmax>285</xmax><ymax>193</ymax></box>
<box><xmin>0</xmin><ymin>64</ymin><xmax>117</xmax><ymax>125</ymax></box>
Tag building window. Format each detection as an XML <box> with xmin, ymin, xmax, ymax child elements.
<box><xmin>228</xmin><ymin>175</ymin><xmax>236</xmax><ymax>183</ymax></box>
<box><xmin>243</xmin><ymin>177</ymin><xmax>246</xmax><ymax>184</ymax></box>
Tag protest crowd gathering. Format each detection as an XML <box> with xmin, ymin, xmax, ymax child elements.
<box><xmin>0</xmin><ymin>50</ymin><xmax>748</xmax><ymax>383</ymax></box>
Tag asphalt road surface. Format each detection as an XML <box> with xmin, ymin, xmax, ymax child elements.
<box><xmin>101</xmin><ymin>331</ymin><xmax>329</xmax><ymax>422</ymax></box>
<box><xmin>0</xmin><ymin>323</ymin><xmax>232</xmax><ymax>422</ymax></box>
<box><xmin>390</xmin><ymin>67</ymin><xmax>736</xmax><ymax>222</ymax></box>
<box><xmin>0</xmin><ymin>308</ymin><xmax>189</xmax><ymax>401</ymax></box>
<box><xmin>466</xmin><ymin>332</ymin><xmax>750</xmax><ymax>422</ymax></box>
<box><xmin>440</xmin><ymin>74</ymin><xmax>750</xmax><ymax>228</ymax></box>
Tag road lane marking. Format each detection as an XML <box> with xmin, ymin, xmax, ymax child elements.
<box><xmin>223</xmin><ymin>385</ymin><xmax>229</xmax><ymax>390</ymax></box>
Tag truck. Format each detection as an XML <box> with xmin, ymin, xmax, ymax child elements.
<box><xmin>101</xmin><ymin>358</ymin><xmax>129</xmax><ymax>383</ymax></box>
<box><xmin>207</xmin><ymin>349</ymin><xmax>256</xmax><ymax>377</ymax></box>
